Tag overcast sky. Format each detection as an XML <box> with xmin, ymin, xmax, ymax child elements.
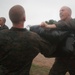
<box><xmin>0</xmin><ymin>0</ymin><xmax>75</xmax><ymax>28</ymax></box>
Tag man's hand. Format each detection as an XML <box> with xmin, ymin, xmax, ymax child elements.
<box><xmin>40</xmin><ymin>22</ymin><xmax>57</xmax><ymax>29</ymax></box>
<box><xmin>40</xmin><ymin>22</ymin><xmax>48</xmax><ymax>28</ymax></box>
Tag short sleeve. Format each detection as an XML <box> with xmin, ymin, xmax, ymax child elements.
<box><xmin>55</xmin><ymin>20</ymin><xmax>69</xmax><ymax>30</ymax></box>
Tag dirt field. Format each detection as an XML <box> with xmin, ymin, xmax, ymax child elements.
<box><xmin>32</xmin><ymin>53</ymin><xmax>70</xmax><ymax>75</ymax></box>
<box><xmin>33</xmin><ymin>53</ymin><xmax>55</xmax><ymax>68</ymax></box>
<box><xmin>33</xmin><ymin>53</ymin><xmax>70</xmax><ymax>75</ymax></box>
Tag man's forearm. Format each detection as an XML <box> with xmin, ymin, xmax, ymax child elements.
<box><xmin>46</xmin><ymin>24</ymin><xmax>56</xmax><ymax>28</ymax></box>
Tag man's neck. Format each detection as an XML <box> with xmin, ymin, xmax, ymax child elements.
<box><xmin>13</xmin><ymin>23</ymin><xmax>24</xmax><ymax>28</ymax></box>
<box><xmin>64</xmin><ymin>17</ymin><xmax>72</xmax><ymax>22</ymax></box>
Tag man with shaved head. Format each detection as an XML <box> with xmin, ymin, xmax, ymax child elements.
<box><xmin>40</xmin><ymin>6</ymin><xmax>75</xmax><ymax>75</ymax></box>
<box><xmin>0</xmin><ymin>5</ymin><xmax>53</xmax><ymax>75</ymax></box>
<box><xmin>0</xmin><ymin>17</ymin><xmax>9</xmax><ymax>30</ymax></box>
<box><xmin>40</xmin><ymin>6</ymin><xmax>73</xmax><ymax>28</ymax></box>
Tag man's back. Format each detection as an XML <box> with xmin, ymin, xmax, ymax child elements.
<box><xmin>0</xmin><ymin>27</ymin><xmax>38</xmax><ymax>75</ymax></box>
<box><xmin>0</xmin><ymin>27</ymin><xmax>51</xmax><ymax>75</ymax></box>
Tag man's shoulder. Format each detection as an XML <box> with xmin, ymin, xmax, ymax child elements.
<box><xmin>0</xmin><ymin>29</ymin><xmax>9</xmax><ymax>34</ymax></box>
<box><xmin>0</xmin><ymin>30</ymin><xmax>9</xmax><ymax>41</ymax></box>
<box><xmin>55</xmin><ymin>20</ymin><xmax>66</xmax><ymax>28</ymax></box>
<box><xmin>29</xmin><ymin>31</ymin><xmax>41</xmax><ymax>40</ymax></box>
<box><xmin>2</xmin><ymin>25</ymin><xmax>9</xmax><ymax>29</ymax></box>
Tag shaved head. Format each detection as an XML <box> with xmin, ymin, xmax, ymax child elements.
<box><xmin>0</xmin><ymin>17</ymin><xmax>6</xmax><ymax>23</ymax></box>
<box><xmin>0</xmin><ymin>17</ymin><xmax>6</xmax><ymax>25</ymax></box>
<box><xmin>9</xmin><ymin>5</ymin><xmax>26</xmax><ymax>24</ymax></box>
<box><xmin>60</xmin><ymin>6</ymin><xmax>72</xmax><ymax>15</ymax></box>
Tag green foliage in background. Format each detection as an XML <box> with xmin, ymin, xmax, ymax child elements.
<box><xmin>45</xmin><ymin>19</ymin><xmax>57</xmax><ymax>24</ymax></box>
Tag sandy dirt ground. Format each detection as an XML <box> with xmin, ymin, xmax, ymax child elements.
<box><xmin>32</xmin><ymin>53</ymin><xmax>55</xmax><ymax>68</ymax></box>
<box><xmin>32</xmin><ymin>53</ymin><xmax>70</xmax><ymax>75</ymax></box>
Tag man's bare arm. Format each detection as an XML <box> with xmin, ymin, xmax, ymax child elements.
<box><xmin>40</xmin><ymin>22</ymin><xmax>56</xmax><ymax>28</ymax></box>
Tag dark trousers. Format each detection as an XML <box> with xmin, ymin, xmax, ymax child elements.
<box><xmin>49</xmin><ymin>57</ymin><xmax>75</xmax><ymax>75</ymax></box>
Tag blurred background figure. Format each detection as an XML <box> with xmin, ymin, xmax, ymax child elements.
<box><xmin>0</xmin><ymin>17</ymin><xmax>9</xmax><ymax>30</ymax></box>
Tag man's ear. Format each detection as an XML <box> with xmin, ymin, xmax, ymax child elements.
<box><xmin>23</xmin><ymin>17</ymin><xmax>26</xmax><ymax>21</ymax></box>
